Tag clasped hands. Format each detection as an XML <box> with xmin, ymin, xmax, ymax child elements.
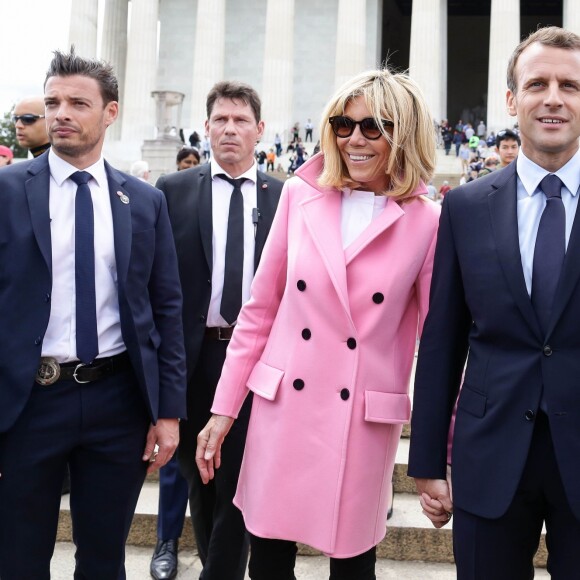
<box><xmin>414</xmin><ymin>465</ymin><xmax>454</xmax><ymax>528</ymax></box>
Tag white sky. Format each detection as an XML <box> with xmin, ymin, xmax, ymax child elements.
<box><xmin>0</xmin><ymin>0</ymin><xmax>73</xmax><ymax>115</ymax></box>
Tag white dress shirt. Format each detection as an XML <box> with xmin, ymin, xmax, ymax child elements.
<box><xmin>516</xmin><ymin>149</ymin><xmax>580</xmax><ymax>296</ymax></box>
<box><xmin>42</xmin><ymin>150</ymin><xmax>125</xmax><ymax>362</ymax></box>
<box><xmin>341</xmin><ymin>188</ymin><xmax>387</xmax><ymax>249</ymax></box>
<box><xmin>207</xmin><ymin>160</ymin><xmax>258</xmax><ymax>327</ymax></box>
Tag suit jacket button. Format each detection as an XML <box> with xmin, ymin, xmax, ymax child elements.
<box><xmin>34</xmin><ymin>337</ymin><xmax>42</xmax><ymax>345</ymax></box>
<box><xmin>372</xmin><ymin>292</ymin><xmax>384</xmax><ymax>304</ymax></box>
<box><xmin>340</xmin><ymin>388</ymin><xmax>350</xmax><ymax>401</ymax></box>
<box><xmin>199</xmin><ymin>314</ymin><xmax>206</xmax><ymax>322</ymax></box>
<box><xmin>347</xmin><ymin>337</ymin><xmax>357</xmax><ymax>350</ymax></box>
<box><xmin>45</xmin><ymin>293</ymin><xmax>51</xmax><ymax>302</ymax></box>
<box><xmin>524</xmin><ymin>410</ymin><xmax>535</xmax><ymax>421</ymax></box>
<box><xmin>302</xmin><ymin>328</ymin><xmax>311</xmax><ymax>340</ymax></box>
<box><xmin>293</xmin><ymin>379</ymin><xmax>305</xmax><ymax>391</ymax></box>
<box><xmin>297</xmin><ymin>280</ymin><xmax>306</xmax><ymax>291</ymax></box>
<box><xmin>543</xmin><ymin>345</ymin><xmax>553</xmax><ymax>356</ymax></box>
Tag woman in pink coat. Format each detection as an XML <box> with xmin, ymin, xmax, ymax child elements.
<box><xmin>196</xmin><ymin>68</ymin><xmax>440</xmax><ymax>579</ymax></box>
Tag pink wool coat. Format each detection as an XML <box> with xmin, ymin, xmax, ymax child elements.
<box><xmin>211</xmin><ymin>154</ymin><xmax>440</xmax><ymax>557</ymax></box>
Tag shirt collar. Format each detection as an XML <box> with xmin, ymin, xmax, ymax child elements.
<box><xmin>48</xmin><ymin>149</ymin><xmax>107</xmax><ymax>188</ymax></box>
<box><xmin>517</xmin><ymin>148</ymin><xmax>580</xmax><ymax>197</ymax></box>
<box><xmin>210</xmin><ymin>159</ymin><xmax>257</xmax><ymax>184</ymax></box>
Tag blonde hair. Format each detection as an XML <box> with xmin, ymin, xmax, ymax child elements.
<box><xmin>318</xmin><ymin>69</ymin><xmax>436</xmax><ymax>200</ymax></box>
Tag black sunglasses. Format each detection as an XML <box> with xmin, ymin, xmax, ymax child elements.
<box><xmin>11</xmin><ymin>114</ymin><xmax>45</xmax><ymax>126</ymax></box>
<box><xmin>328</xmin><ymin>116</ymin><xmax>394</xmax><ymax>140</ymax></box>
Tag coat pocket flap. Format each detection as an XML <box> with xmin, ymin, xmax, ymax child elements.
<box><xmin>457</xmin><ymin>386</ymin><xmax>487</xmax><ymax>418</ymax></box>
<box><xmin>247</xmin><ymin>360</ymin><xmax>285</xmax><ymax>401</ymax></box>
<box><xmin>364</xmin><ymin>391</ymin><xmax>411</xmax><ymax>424</ymax></box>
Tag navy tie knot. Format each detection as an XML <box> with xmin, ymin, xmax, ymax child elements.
<box><xmin>218</xmin><ymin>174</ymin><xmax>247</xmax><ymax>189</ymax></box>
<box><xmin>539</xmin><ymin>173</ymin><xmax>562</xmax><ymax>200</ymax></box>
<box><xmin>70</xmin><ymin>171</ymin><xmax>92</xmax><ymax>186</ymax></box>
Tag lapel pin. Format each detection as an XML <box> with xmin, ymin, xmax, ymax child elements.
<box><xmin>116</xmin><ymin>191</ymin><xmax>130</xmax><ymax>204</ymax></box>
<box><xmin>262</xmin><ymin>183</ymin><xmax>268</xmax><ymax>189</ymax></box>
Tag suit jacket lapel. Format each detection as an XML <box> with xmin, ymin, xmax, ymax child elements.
<box><xmin>197</xmin><ymin>169</ymin><xmax>213</xmax><ymax>273</ymax></box>
<box><xmin>488</xmin><ymin>165</ymin><xmax>541</xmax><ymax>339</ymax></box>
<box><xmin>105</xmin><ymin>162</ymin><xmax>132</xmax><ymax>287</ymax></box>
<box><xmin>548</xmin><ymin>191</ymin><xmax>580</xmax><ymax>336</ymax></box>
<box><xmin>300</xmin><ymin>191</ymin><xmax>350</xmax><ymax>314</ymax></box>
<box><xmin>255</xmin><ymin>173</ymin><xmax>278</xmax><ymax>271</ymax></box>
<box><xmin>25</xmin><ymin>155</ymin><xmax>52</xmax><ymax>276</ymax></box>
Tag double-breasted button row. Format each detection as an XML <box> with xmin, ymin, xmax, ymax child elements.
<box><xmin>292</xmin><ymin>379</ymin><xmax>351</xmax><ymax>402</ymax></box>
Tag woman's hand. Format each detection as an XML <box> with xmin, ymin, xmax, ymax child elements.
<box><xmin>196</xmin><ymin>414</ymin><xmax>235</xmax><ymax>484</ymax></box>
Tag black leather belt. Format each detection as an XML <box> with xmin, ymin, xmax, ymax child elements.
<box><xmin>35</xmin><ymin>352</ymin><xmax>131</xmax><ymax>386</ymax></box>
<box><xmin>204</xmin><ymin>326</ymin><xmax>235</xmax><ymax>341</ymax></box>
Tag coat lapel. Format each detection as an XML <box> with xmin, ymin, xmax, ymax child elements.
<box><xmin>488</xmin><ymin>166</ymin><xmax>541</xmax><ymax>339</ymax></box>
<box><xmin>548</xmin><ymin>190</ymin><xmax>580</xmax><ymax>336</ymax></box>
<box><xmin>105</xmin><ymin>162</ymin><xmax>132</xmax><ymax>287</ymax></box>
<box><xmin>300</xmin><ymin>191</ymin><xmax>350</xmax><ymax>314</ymax></box>
<box><xmin>197</xmin><ymin>168</ymin><xmax>213</xmax><ymax>273</ymax></box>
<box><xmin>344</xmin><ymin>197</ymin><xmax>405</xmax><ymax>265</ymax></box>
<box><xmin>25</xmin><ymin>155</ymin><xmax>52</xmax><ymax>276</ymax></box>
<box><xmin>255</xmin><ymin>172</ymin><xmax>278</xmax><ymax>272</ymax></box>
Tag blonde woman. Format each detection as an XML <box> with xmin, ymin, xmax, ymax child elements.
<box><xmin>196</xmin><ymin>68</ymin><xmax>440</xmax><ymax>579</ymax></box>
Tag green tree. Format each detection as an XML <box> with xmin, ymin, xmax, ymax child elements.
<box><xmin>0</xmin><ymin>109</ymin><xmax>27</xmax><ymax>159</ymax></box>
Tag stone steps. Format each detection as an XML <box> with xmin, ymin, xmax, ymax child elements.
<box><xmin>56</xmin><ymin>435</ymin><xmax>548</xmax><ymax>569</ymax></box>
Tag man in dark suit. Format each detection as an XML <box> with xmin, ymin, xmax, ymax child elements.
<box><xmin>409</xmin><ymin>27</ymin><xmax>580</xmax><ymax>579</ymax></box>
<box><xmin>156</xmin><ymin>81</ymin><xmax>282</xmax><ymax>580</ymax></box>
<box><xmin>0</xmin><ymin>49</ymin><xmax>186</xmax><ymax>579</ymax></box>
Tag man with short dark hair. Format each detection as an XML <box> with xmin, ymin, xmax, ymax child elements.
<box><xmin>0</xmin><ymin>49</ymin><xmax>186</xmax><ymax>579</ymax></box>
<box><xmin>495</xmin><ymin>128</ymin><xmax>521</xmax><ymax>167</ymax></box>
<box><xmin>409</xmin><ymin>26</ymin><xmax>580</xmax><ymax>578</ymax></box>
<box><xmin>13</xmin><ymin>96</ymin><xmax>50</xmax><ymax>157</ymax></box>
<box><xmin>157</xmin><ymin>81</ymin><xmax>283</xmax><ymax>580</ymax></box>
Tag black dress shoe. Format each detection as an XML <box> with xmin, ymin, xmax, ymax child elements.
<box><xmin>150</xmin><ymin>538</ymin><xmax>179</xmax><ymax>580</ymax></box>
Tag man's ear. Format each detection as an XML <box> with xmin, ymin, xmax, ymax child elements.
<box><xmin>506</xmin><ymin>90</ymin><xmax>517</xmax><ymax>118</ymax></box>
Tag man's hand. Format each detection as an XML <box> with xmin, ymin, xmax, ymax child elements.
<box><xmin>196</xmin><ymin>414</ymin><xmax>234</xmax><ymax>484</ymax></box>
<box><xmin>142</xmin><ymin>418</ymin><xmax>180</xmax><ymax>474</ymax></box>
<box><xmin>415</xmin><ymin>475</ymin><xmax>454</xmax><ymax>528</ymax></box>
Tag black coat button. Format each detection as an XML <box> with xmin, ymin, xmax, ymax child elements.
<box><xmin>45</xmin><ymin>293</ymin><xmax>51</xmax><ymax>302</ymax></box>
<box><xmin>297</xmin><ymin>280</ymin><xmax>306</xmax><ymax>291</ymax></box>
<box><xmin>34</xmin><ymin>336</ymin><xmax>42</xmax><ymax>345</ymax></box>
<box><xmin>372</xmin><ymin>292</ymin><xmax>384</xmax><ymax>304</ymax></box>
<box><xmin>543</xmin><ymin>345</ymin><xmax>553</xmax><ymax>356</ymax></box>
<box><xmin>340</xmin><ymin>388</ymin><xmax>350</xmax><ymax>400</ymax></box>
<box><xmin>524</xmin><ymin>410</ymin><xmax>535</xmax><ymax>421</ymax></box>
<box><xmin>302</xmin><ymin>328</ymin><xmax>311</xmax><ymax>340</ymax></box>
<box><xmin>347</xmin><ymin>338</ymin><xmax>357</xmax><ymax>350</ymax></box>
<box><xmin>199</xmin><ymin>314</ymin><xmax>206</xmax><ymax>322</ymax></box>
<box><xmin>293</xmin><ymin>379</ymin><xmax>305</xmax><ymax>390</ymax></box>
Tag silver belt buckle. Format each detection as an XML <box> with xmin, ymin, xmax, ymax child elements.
<box><xmin>217</xmin><ymin>327</ymin><xmax>230</xmax><ymax>341</ymax></box>
<box><xmin>36</xmin><ymin>357</ymin><xmax>61</xmax><ymax>386</ymax></box>
<box><xmin>73</xmin><ymin>363</ymin><xmax>90</xmax><ymax>384</ymax></box>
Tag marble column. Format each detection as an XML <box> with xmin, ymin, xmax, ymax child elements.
<box><xmin>487</xmin><ymin>0</ymin><xmax>519</xmax><ymax>134</ymax></box>
<box><xmin>409</xmin><ymin>0</ymin><xmax>447</xmax><ymax>123</ymax></box>
<box><xmin>190</xmin><ymin>0</ymin><xmax>226</xmax><ymax>129</ymax></box>
<box><xmin>68</xmin><ymin>0</ymin><xmax>98</xmax><ymax>58</ymax></box>
<box><xmin>261</xmin><ymin>0</ymin><xmax>295</xmax><ymax>144</ymax></box>
<box><xmin>564</xmin><ymin>0</ymin><xmax>580</xmax><ymax>35</ymax></box>
<box><xmin>334</xmin><ymin>0</ymin><xmax>367</xmax><ymax>90</ymax></box>
<box><xmin>121</xmin><ymin>0</ymin><xmax>159</xmax><ymax>146</ymax></box>
<box><xmin>102</xmin><ymin>0</ymin><xmax>129</xmax><ymax>141</ymax></box>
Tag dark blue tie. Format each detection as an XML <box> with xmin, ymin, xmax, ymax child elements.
<box><xmin>70</xmin><ymin>171</ymin><xmax>99</xmax><ymax>363</ymax></box>
<box><xmin>531</xmin><ymin>174</ymin><xmax>565</xmax><ymax>335</ymax></box>
<box><xmin>218</xmin><ymin>174</ymin><xmax>247</xmax><ymax>325</ymax></box>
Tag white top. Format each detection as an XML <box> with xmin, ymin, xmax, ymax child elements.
<box><xmin>42</xmin><ymin>149</ymin><xmax>125</xmax><ymax>362</ymax></box>
<box><xmin>207</xmin><ymin>160</ymin><xmax>259</xmax><ymax>327</ymax></box>
<box><xmin>341</xmin><ymin>188</ymin><xmax>388</xmax><ymax>249</ymax></box>
<box><xmin>516</xmin><ymin>148</ymin><xmax>580</xmax><ymax>295</ymax></box>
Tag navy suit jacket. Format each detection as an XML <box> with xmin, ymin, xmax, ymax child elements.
<box><xmin>409</xmin><ymin>162</ymin><xmax>580</xmax><ymax>520</ymax></box>
<box><xmin>156</xmin><ymin>165</ymin><xmax>283</xmax><ymax>381</ymax></box>
<box><xmin>0</xmin><ymin>153</ymin><xmax>186</xmax><ymax>433</ymax></box>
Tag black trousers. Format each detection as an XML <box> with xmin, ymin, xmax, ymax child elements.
<box><xmin>0</xmin><ymin>368</ymin><xmax>149</xmax><ymax>580</ymax></box>
<box><xmin>178</xmin><ymin>337</ymin><xmax>251</xmax><ymax>580</ymax></box>
<box><xmin>248</xmin><ymin>534</ymin><xmax>377</xmax><ymax>580</ymax></box>
<box><xmin>453</xmin><ymin>411</ymin><xmax>580</xmax><ymax>580</ymax></box>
